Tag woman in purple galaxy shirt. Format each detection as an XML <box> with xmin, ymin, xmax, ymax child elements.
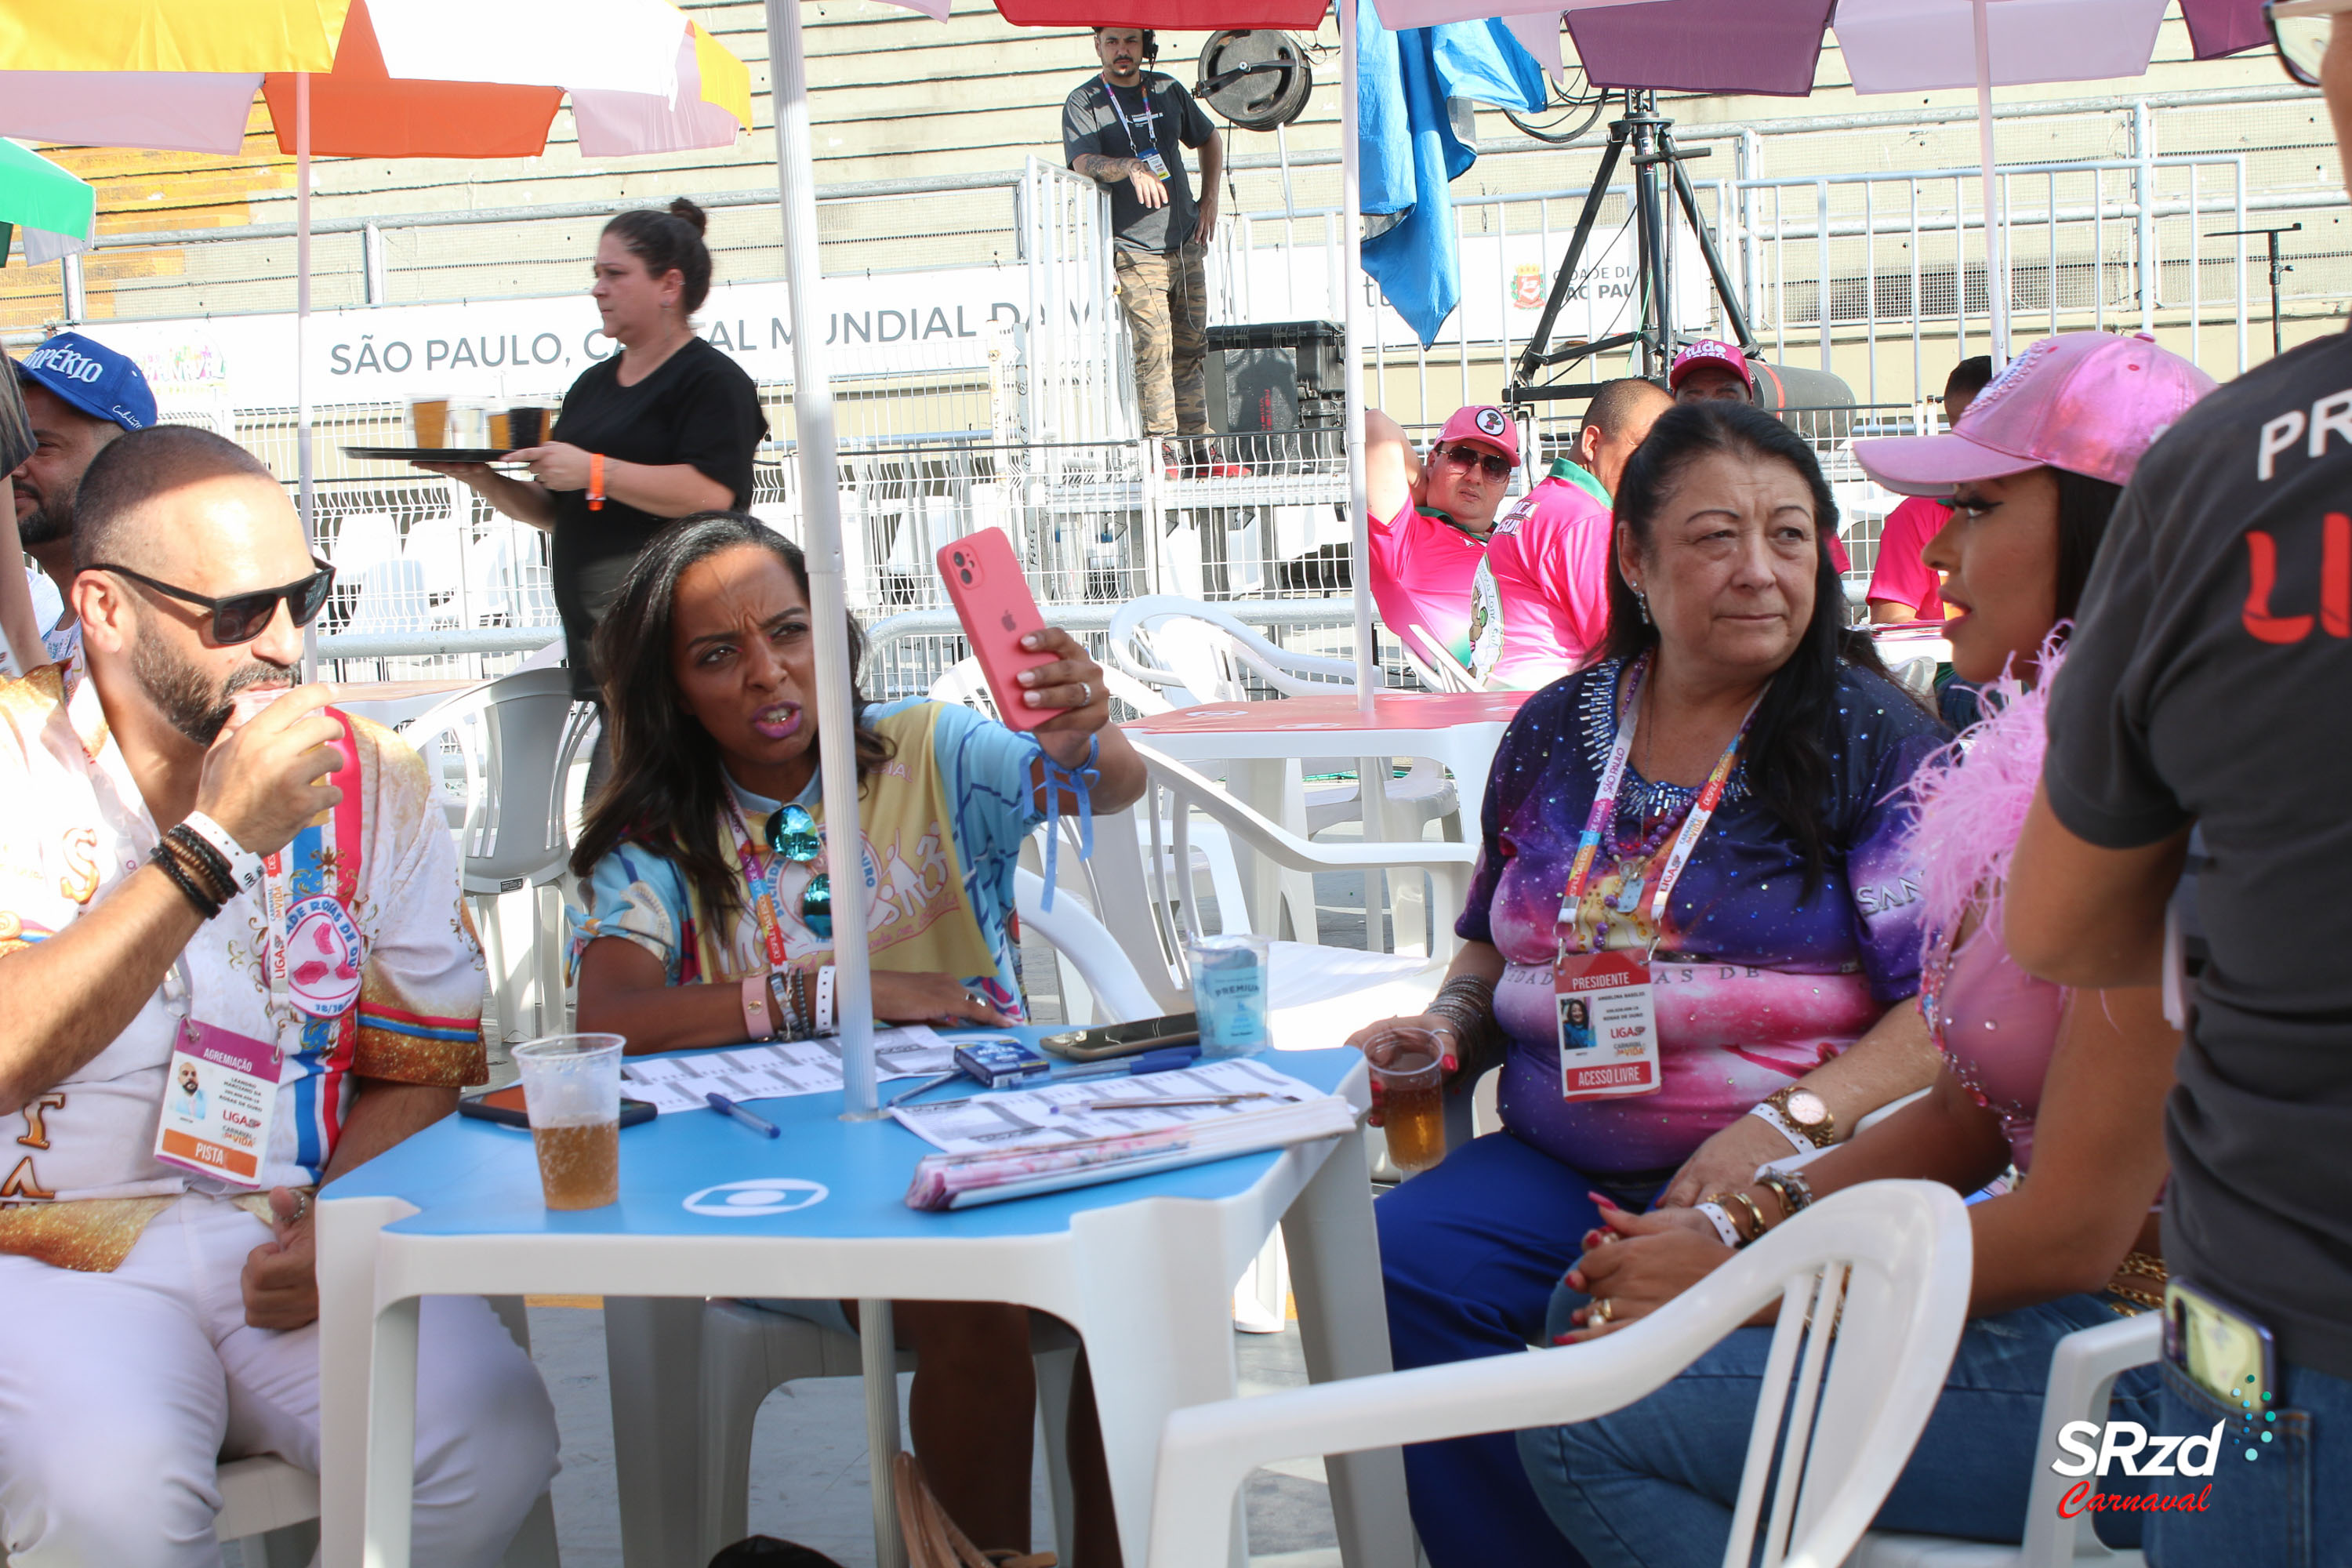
<box><xmin>1352</xmin><ymin>400</ymin><xmax>1951</xmax><ymax>1566</ymax></box>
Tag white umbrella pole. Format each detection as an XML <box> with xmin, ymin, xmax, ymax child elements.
<box><xmin>297</xmin><ymin>71</ymin><xmax>318</xmax><ymax>681</ymax></box>
<box><xmin>764</xmin><ymin>0</ymin><xmax>877</xmax><ymax>1125</ymax></box>
<box><xmin>761</xmin><ymin>5</ymin><xmax>903</xmax><ymax>1562</ymax></box>
<box><xmin>1973</xmin><ymin>0</ymin><xmax>2010</xmax><ymax>368</ymax></box>
<box><xmin>1341</xmin><ymin>0</ymin><xmax>1374</xmax><ymax>715</ymax></box>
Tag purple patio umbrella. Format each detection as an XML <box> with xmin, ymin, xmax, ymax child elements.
<box><xmin>1383</xmin><ymin>0</ymin><xmax>2272</xmax><ymax>363</ymax></box>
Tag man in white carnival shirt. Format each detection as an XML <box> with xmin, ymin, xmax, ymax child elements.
<box><xmin>0</xmin><ymin>426</ymin><xmax>557</xmax><ymax>1566</ymax></box>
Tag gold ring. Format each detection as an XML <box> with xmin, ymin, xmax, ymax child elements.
<box><xmin>1590</xmin><ymin>1297</ymin><xmax>1614</xmax><ymax>1325</ymax></box>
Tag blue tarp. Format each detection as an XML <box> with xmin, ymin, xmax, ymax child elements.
<box><xmin>1358</xmin><ymin>0</ymin><xmax>1548</xmax><ymax>346</ymax></box>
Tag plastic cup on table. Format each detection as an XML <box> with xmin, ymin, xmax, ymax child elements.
<box><xmin>1362</xmin><ymin>1025</ymin><xmax>1447</xmax><ymax>1175</ymax></box>
<box><xmin>510</xmin><ymin>1033</ymin><xmax>625</xmax><ymax>1210</ymax></box>
<box><xmin>1186</xmin><ymin>931</ymin><xmax>1271</xmax><ymax>1058</ymax></box>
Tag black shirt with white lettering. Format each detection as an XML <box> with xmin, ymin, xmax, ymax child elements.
<box><xmin>2045</xmin><ymin>326</ymin><xmax>2352</xmax><ymax>1379</ymax></box>
<box><xmin>548</xmin><ymin>336</ymin><xmax>767</xmax><ymax>698</ymax></box>
<box><xmin>1062</xmin><ymin>71</ymin><xmax>1215</xmax><ymax>254</ymax></box>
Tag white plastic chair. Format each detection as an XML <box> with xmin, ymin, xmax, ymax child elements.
<box><xmin>1856</xmin><ymin>1311</ymin><xmax>2161</xmax><ymax>1567</ymax></box>
<box><xmin>1398</xmin><ymin>621</ymin><xmax>1483</xmax><ymax>695</ymax></box>
<box><xmin>1014</xmin><ymin>865</ymin><xmax>1159</xmax><ymax>1025</ymax></box>
<box><xmin>1132</xmin><ymin>744</ymin><xmax>1465</xmax><ymax>1035</ymax></box>
<box><xmin>342</xmin><ymin>557</ymin><xmax>431</xmax><ymax>638</ymax></box>
<box><xmin>1143</xmin><ymin>1181</ymin><xmax>1975</xmax><ymax>1568</ymax></box>
<box><xmin>1105</xmin><ymin>594</ymin><xmax>1359</xmax><ymax>705</ymax></box>
<box><xmin>402</xmin><ymin>668</ymin><xmax>598</xmax><ymax>1044</ymax></box>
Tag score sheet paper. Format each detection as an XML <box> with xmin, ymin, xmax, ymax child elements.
<box><xmin>620</xmin><ymin>1026</ymin><xmax>956</xmax><ymax>1112</ymax></box>
<box><xmin>891</xmin><ymin>1058</ymin><xmax>1329</xmax><ymax>1154</ymax></box>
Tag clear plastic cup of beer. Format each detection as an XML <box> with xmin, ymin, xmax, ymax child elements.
<box><xmin>511</xmin><ymin>1033</ymin><xmax>625</xmax><ymax>1210</ymax></box>
<box><xmin>1363</xmin><ymin>1025</ymin><xmax>1449</xmax><ymax>1176</ymax></box>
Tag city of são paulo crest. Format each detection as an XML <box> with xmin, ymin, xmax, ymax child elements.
<box><xmin>283</xmin><ymin>895</ymin><xmax>365</xmax><ymax>1018</ymax></box>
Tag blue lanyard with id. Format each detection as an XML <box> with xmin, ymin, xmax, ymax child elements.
<box><xmin>1105</xmin><ymin>82</ymin><xmax>1171</xmax><ymax>182</ymax></box>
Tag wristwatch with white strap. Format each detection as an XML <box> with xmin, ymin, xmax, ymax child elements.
<box><xmin>1750</xmin><ymin>1083</ymin><xmax>1838</xmax><ymax>1152</ymax></box>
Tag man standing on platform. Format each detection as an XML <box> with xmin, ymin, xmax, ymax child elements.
<box><xmin>1064</xmin><ymin>27</ymin><xmax>1241</xmax><ymax>477</ymax></box>
<box><xmin>1470</xmin><ymin>377</ymin><xmax>1672</xmax><ymax>688</ymax></box>
<box><xmin>5</xmin><ymin>332</ymin><xmax>157</xmax><ymax>676</ymax></box>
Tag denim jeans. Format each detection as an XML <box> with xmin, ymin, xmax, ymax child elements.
<box><xmin>1517</xmin><ymin>1292</ymin><xmax>2163</xmax><ymax>1568</ymax></box>
<box><xmin>1375</xmin><ymin>1131</ymin><xmax>1668</xmax><ymax>1568</ymax></box>
<box><xmin>2145</xmin><ymin>1355</ymin><xmax>2352</xmax><ymax>1568</ymax></box>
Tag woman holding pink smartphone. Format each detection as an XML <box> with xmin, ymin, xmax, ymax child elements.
<box><xmin>569</xmin><ymin>511</ymin><xmax>1145</xmax><ymax>1563</ymax></box>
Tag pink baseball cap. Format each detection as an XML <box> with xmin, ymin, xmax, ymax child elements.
<box><xmin>1668</xmin><ymin>339</ymin><xmax>1753</xmax><ymax>392</ymax></box>
<box><xmin>1853</xmin><ymin>332</ymin><xmax>2216</xmax><ymax>496</ymax></box>
<box><xmin>1437</xmin><ymin>405</ymin><xmax>1521</xmax><ymax>464</ymax></box>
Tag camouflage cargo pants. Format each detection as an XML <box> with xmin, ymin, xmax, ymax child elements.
<box><xmin>1113</xmin><ymin>240</ymin><xmax>1210</xmax><ymax>438</ymax></box>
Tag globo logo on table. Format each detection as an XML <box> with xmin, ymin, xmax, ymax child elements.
<box><xmin>683</xmin><ymin>1178</ymin><xmax>831</xmax><ymax>1217</ymax></box>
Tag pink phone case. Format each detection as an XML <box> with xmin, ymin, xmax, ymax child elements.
<box><xmin>937</xmin><ymin>530</ymin><xmax>1058</xmax><ymax>731</ymax></box>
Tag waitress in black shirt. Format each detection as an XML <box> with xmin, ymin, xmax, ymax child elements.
<box><xmin>420</xmin><ymin>198</ymin><xmax>768</xmax><ymax>697</ymax></box>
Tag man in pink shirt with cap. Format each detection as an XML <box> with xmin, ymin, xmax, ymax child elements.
<box><xmin>1671</xmin><ymin>339</ymin><xmax>1853</xmax><ymax>574</ymax></box>
<box><xmin>1865</xmin><ymin>355</ymin><xmax>1993</xmax><ymax>624</ymax></box>
<box><xmin>1364</xmin><ymin>404</ymin><xmax>1520</xmax><ymax>671</ymax></box>
<box><xmin>1468</xmin><ymin>376</ymin><xmax>1672</xmax><ymax>688</ymax></box>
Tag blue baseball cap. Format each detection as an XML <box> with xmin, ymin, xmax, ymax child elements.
<box><xmin>11</xmin><ymin>332</ymin><xmax>155</xmax><ymax>432</ymax></box>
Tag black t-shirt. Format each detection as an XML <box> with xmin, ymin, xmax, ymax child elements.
<box><xmin>2044</xmin><ymin>326</ymin><xmax>2352</xmax><ymax>1379</ymax></box>
<box><xmin>1061</xmin><ymin>72</ymin><xmax>1214</xmax><ymax>255</ymax></box>
<box><xmin>549</xmin><ymin>336</ymin><xmax>767</xmax><ymax>696</ymax></box>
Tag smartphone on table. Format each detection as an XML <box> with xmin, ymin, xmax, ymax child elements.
<box><xmin>937</xmin><ymin>529</ymin><xmax>1059</xmax><ymax>731</ymax></box>
<box><xmin>1040</xmin><ymin>1012</ymin><xmax>1201</xmax><ymax>1062</ymax></box>
<box><xmin>459</xmin><ymin>1084</ymin><xmax>656</xmax><ymax>1129</ymax></box>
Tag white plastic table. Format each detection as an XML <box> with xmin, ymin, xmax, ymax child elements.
<box><xmin>316</xmin><ymin>1040</ymin><xmax>1411</xmax><ymax>1568</ymax></box>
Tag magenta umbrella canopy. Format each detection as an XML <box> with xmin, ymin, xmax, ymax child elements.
<box><xmin>1525</xmin><ymin>0</ymin><xmax>2267</xmax><ymax>98</ymax></box>
<box><xmin>1567</xmin><ymin>0</ymin><xmax>1835</xmax><ymax>96</ymax></box>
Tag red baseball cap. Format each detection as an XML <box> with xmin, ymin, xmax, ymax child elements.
<box><xmin>1853</xmin><ymin>332</ymin><xmax>2215</xmax><ymax>495</ymax></box>
<box><xmin>1436</xmin><ymin>405</ymin><xmax>1520</xmax><ymax>464</ymax></box>
<box><xmin>1668</xmin><ymin>339</ymin><xmax>1753</xmax><ymax>393</ymax></box>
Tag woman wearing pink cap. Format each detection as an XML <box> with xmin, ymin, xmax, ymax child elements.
<box><xmin>1516</xmin><ymin>332</ymin><xmax>2217</xmax><ymax>1566</ymax></box>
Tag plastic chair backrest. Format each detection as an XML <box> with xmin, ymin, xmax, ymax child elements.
<box><xmin>1144</xmin><ymin>1180</ymin><xmax>1973</xmax><ymax>1568</ymax></box>
<box><xmin>927</xmin><ymin>656</ymin><xmax>1002</xmax><ymax>720</ymax></box>
<box><xmin>402</xmin><ymin>666</ymin><xmax>590</xmax><ymax>890</ymax></box>
<box><xmin>1105</xmin><ymin>595</ymin><xmax>1358</xmax><ymax>702</ymax></box>
<box><xmin>1013</xmin><ymin>866</ymin><xmax>1159</xmax><ymax>1023</ymax></box>
<box><xmin>345</xmin><ymin>558</ymin><xmax>430</xmax><ymax>637</ymax></box>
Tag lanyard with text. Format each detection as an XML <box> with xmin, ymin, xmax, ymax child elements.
<box><xmin>723</xmin><ymin>793</ymin><xmax>793</xmax><ymax>971</ymax></box>
<box><xmin>1104</xmin><ymin>82</ymin><xmax>1171</xmax><ymax>180</ymax></box>
<box><xmin>1552</xmin><ymin>655</ymin><xmax>1768</xmax><ymax>1101</ymax></box>
<box><xmin>153</xmin><ymin>955</ymin><xmax>283</xmax><ymax>1189</ymax></box>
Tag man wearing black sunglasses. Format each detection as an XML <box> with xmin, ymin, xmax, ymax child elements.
<box><xmin>1366</xmin><ymin>404</ymin><xmax>1523</xmax><ymax>678</ymax></box>
<box><xmin>0</xmin><ymin>426</ymin><xmax>558</xmax><ymax>1563</ymax></box>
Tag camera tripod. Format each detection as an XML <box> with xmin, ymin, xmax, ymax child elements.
<box><xmin>1504</xmin><ymin>89</ymin><xmax>1756</xmax><ymax>408</ymax></box>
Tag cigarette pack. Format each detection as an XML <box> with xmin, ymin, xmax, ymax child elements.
<box><xmin>952</xmin><ymin>1037</ymin><xmax>1051</xmax><ymax>1089</ymax></box>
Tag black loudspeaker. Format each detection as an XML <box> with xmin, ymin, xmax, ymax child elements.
<box><xmin>1203</xmin><ymin>319</ymin><xmax>1344</xmax><ymax>463</ymax></box>
<box><xmin>1195</xmin><ymin>31</ymin><xmax>1312</xmax><ymax>132</ymax></box>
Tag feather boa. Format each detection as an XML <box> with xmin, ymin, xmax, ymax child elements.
<box><xmin>1902</xmin><ymin>631</ymin><xmax>2067</xmax><ymax>960</ymax></box>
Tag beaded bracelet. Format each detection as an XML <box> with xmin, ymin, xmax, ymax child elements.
<box><xmin>1757</xmin><ymin>1170</ymin><xmax>1813</xmax><ymax>1223</ymax></box>
<box><xmin>150</xmin><ymin>840</ymin><xmax>223</xmax><ymax>920</ymax></box>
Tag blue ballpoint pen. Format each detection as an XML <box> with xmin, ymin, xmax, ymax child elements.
<box><xmin>1052</xmin><ymin>1045</ymin><xmax>1203</xmax><ymax>1083</ymax></box>
<box><xmin>706</xmin><ymin>1092</ymin><xmax>781</xmax><ymax>1138</ymax></box>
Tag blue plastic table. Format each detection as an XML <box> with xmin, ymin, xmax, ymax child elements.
<box><xmin>317</xmin><ymin>1036</ymin><xmax>1412</xmax><ymax>1568</ymax></box>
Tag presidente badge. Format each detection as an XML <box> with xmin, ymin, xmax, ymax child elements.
<box><xmin>282</xmin><ymin>894</ymin><xmax>365</xmax><ymax>1018</ymax></box>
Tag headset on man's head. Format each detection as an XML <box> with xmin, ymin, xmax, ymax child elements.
<box><xmin>1092</xmin><ymin>25</ymin><xmax>1159</xmax><ymax>61</ymax></box>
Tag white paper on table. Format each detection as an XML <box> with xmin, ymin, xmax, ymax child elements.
<box><xmin>619</xmin><ymin>1025</ymin><xmax>955</xmax><ymax>1113</ymax></box>
<box><xmin>891</xmin><ymin>1057</ymin><xmax>1330</xmax><ymax>1154</ymax></box>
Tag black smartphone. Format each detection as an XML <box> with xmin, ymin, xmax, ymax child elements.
<box><xmin>1039</xmin><ymin>1012</ymin><xmax>1200</xmax><ymax>1062</ymax></box>
<box><xmin>459</xmin><ymin>1085</ymin><xmax>656</xmax><ymax>1130</ymax></box>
